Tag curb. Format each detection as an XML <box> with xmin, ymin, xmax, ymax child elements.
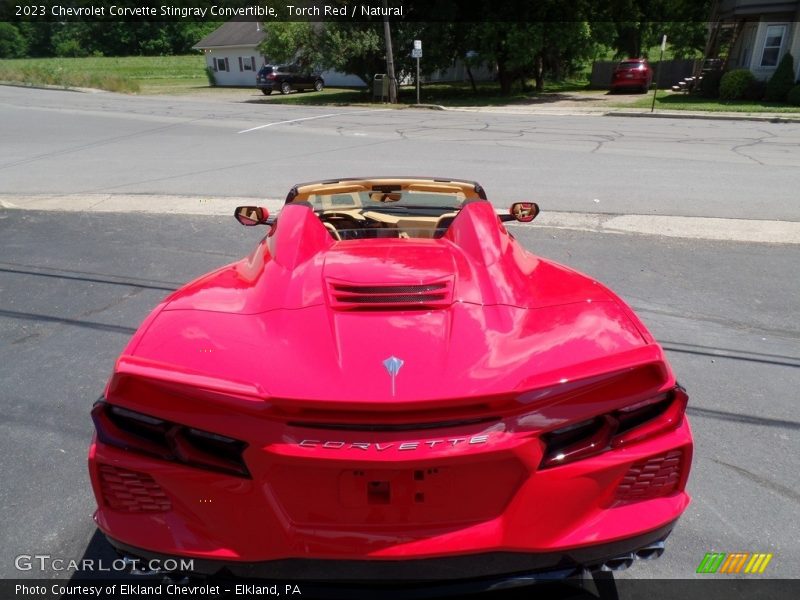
<box><xmin>605</xmin><ymin>110</ymin><xmax>800</xmax><ymax>123</ymax></box>
<box><xmin>0</xmin><ymin>81</ymin><xmax>107</xmax><ymax>94</ymax></box>
<box><xmin>3</xmin><ymin>195</ymin><xmax>799</xmax><ymax>245</ymax></box>
<box><xmin>406</xmin><ymin>103</ymin><xmax>447</xmax><ymax>111</ymax></box>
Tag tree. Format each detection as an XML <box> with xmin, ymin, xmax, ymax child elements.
<box><xmin>605</xmin><ymin>1</ymin><xmax>711</xmax><ymax>58</ymax></box>
<box><xmin>16</xmin><ymin>22</ymin><xmax>55</xmax><ymax>57</ymax></box>
<box><xmin>259</xmin><ymin>1</ymin><xmax>714</xmax><ymax>97</ymax></box>
<box><xmin>321</xmin><ymin>23</ymin><xmax>385</xmax><ymax>85</ymax></box>
<box><xmin>16</xmin><ymin>21</ymin><xmax>220</xmax><ymax>58</ymax></box>
<box><xmin>258</xmin><ymin>22</ymin><xmax>318</xmax><ymax>67</ymax></box>
<box><xmin>464</xmin><ymin>17</ymin><xmax>606</xmax><ymax>94</ymax></box>
<box><xmin>260</xmin><ymin>20</ymin><xmax>478</xmax><ymax>92</ymax></box>
<box><xmin>259</xmin><ymin>22</ymin><xmax>387</xmax><ymax>87</ymax></box>
<box><xmin>51</xmin><ymin>23</ymin><xmax>91</xmax><ymax>57</ymax></box>
<box><xmin>392</xmin><ymin>23</ymin><xmax>465</xmax><ymax>78</ymax></box>
<box><xmin>0</xmin><ymin>23</ymin><xmax>28</xmax><ymax>58</ymax></box>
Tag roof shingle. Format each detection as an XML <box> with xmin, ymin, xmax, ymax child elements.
<box><xmin>193</xmin><ymin>21</ymin><xmax>266</xmax><ymax>49</ymax></box>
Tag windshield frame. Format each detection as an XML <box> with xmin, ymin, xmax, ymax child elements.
<box><xmin>286</xmin><ymin>178</ymin><xmax>486</xmax><ymax>205</ymax></box>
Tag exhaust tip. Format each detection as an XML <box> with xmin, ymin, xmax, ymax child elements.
<box><xmin>599</xmin><ymin>554</ymin><xmax>635</xmax><ymax>572</ymax></box>
<box><xmin>635</xmin><ymin>541</ymin><xmax>666</xmax><ymax>561</ymax></box>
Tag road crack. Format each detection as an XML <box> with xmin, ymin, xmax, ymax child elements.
<box><xmin>712</xmin><ymin>459</ymin><xmax>800</xmax><ymax>505</ymax></box>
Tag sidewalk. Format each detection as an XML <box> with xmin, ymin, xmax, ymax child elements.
<box><xmin>438</xmin><ymin>104</ymin><xmax>800</xmax><ymax>123</ymax></box>
<box><xmin>3</xmin><ymin>194</ymin><xmax>798</xmax><ymax>245</ymax></box>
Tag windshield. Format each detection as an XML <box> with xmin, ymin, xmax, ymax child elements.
<box><xmin>304</xmin><ymin>189</ymin><xmax>465</xmax><ymax>213</ymax></box>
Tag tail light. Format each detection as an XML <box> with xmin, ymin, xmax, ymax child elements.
<box><xmin>267</xmin><ymin>73</ymin><xmax>276</xmax><ymax>80</ymax></box>
<box><xmin>92</xmin><ymin>401</ymin><xmax>250</xmax><ymax>478</ymax></box>
<box><xmin>540</xmin><ymin>385</ymin><xmax>688</xmax><ymax>469</ymax></box>
<box><xmin>612</xmin><ymin>387</ymin><xmax>688</xmax><ymax>448</ymax></box>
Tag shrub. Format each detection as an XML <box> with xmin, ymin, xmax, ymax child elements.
<box><xmin>719</xmin><ymin>69</ymin><xmax>755</xmax><ymax>100</ymax></box>
<box><xmin>742</xmin><ymin>79</ymin><xmax>767</xmax><ymax>101</ymax></box>
<box><xmin>765</xmin><ymin>53</ymin><xmax>795</xmax><ymax>102</ymax></box>
<box><xmin>54</xmin><ymin>38</ymin><xmax>88</xmax><ymax>58</ymax></box>
<box><xmin>699</xmin><ymin>69</ymin><xmax>722</xmax><ymax>98</ymax></box>
<box><xmin>788</xmin><ymin>84</ymin><xmax>800</xmax><ymax>106</ymax></box>
<box><xmin>205</xmin><ymin>66</ymin><xmax>217</xmax><ymax>87</ymax></box>
<box><xmin>0</xmin><ymin>62</ymin><xmax>138</xmax><ymax>93</ymax></box>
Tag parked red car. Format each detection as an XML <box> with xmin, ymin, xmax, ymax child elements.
<box><xmin>88</xmin><ymin>177</ymin><xmax>692</xmax><ymax>589</ymax></box>
<box><xmin>611</xmin><ymin>58</ymin><xmax>653</xmax><ymax>93</ymax></box>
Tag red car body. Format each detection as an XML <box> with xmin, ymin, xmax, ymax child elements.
<box><xmin>88</xmin><ymin>178</ymin><xmax>692</xmax><ymax>585</ymax></box>
<box><xmin>611</xmin><ymin>58</ymin><xmax>653</xmax><ymax>93</ymax></box>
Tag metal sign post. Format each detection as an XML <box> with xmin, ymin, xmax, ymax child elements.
<box><xmin>651</xmin><ymin>35</ymin><xmax>667</xmax><ymax>113</ymax></box>
<box><xmin>413</xmin><ymin>40</ymin><xmax>422</xmax><ymax>105</ymax></box>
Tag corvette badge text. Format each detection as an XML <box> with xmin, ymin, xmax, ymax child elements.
<box><xmin>298</xmin><ymin>434</ymin><xmax>490</xmax><ymax>451</ymax></box>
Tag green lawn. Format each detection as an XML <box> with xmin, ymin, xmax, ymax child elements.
<box><xmin>255</xmin><ymin>87</ymin><xmax>371</xmax><ymax>105</ymax></box>
<box><xmin>0</xmin><ymin>55</ymin><xmax>208</xmax><ymax>94</ymax></box>
<box><xmin>259</xmin><ymin>80</ymin><xmax>592</xmax><ymax>107</ymax></box>
<box><xmin>0</xmin><ymin>54</ymin><xmax>596</xmax><ymax>105</ymax></box>
<box><xmin>617</xmin><ymin>90</ymin><xmax>800</xmax><ymax>113</ymax></box>
<box><xmin>410</xmin><ymin>80</ymin><xmax>591</xmax><ymax>106</ymax></box>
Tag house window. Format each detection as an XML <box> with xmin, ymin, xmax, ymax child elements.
<box><xmin>239</xmin><ymin>57</ymin><xmax>255</xmax><ymax>71</ymax></box>
<box><xmin>215</xmin><ymin>58</ymin><xmax>228</xmax><ymax>72</ymax></box>
<box><xmin>760</xmin><ymin>24</ymin><xmax>786</xmax><ymax>67</ymax></box>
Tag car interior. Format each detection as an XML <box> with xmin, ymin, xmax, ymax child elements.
<box><xmin>287</xmin><ymin>180</ymin><xmax>482</xmax><ymax>241</ymax></box>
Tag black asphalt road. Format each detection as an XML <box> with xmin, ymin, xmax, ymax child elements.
<box><xmin>2</xmin><ymin>86</ymin><xmax>800</xmax><ymax>221</ymax></box>
<box><xmin>1</xmin><ymin>210</ymin><xmax>798</xmax><ymax>590</ymax></box>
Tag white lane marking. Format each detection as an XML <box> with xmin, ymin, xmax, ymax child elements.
<box><xmin>237</xmin><ymin>109</ymin><xmax>391</xmax><ymax>134</ymax></box>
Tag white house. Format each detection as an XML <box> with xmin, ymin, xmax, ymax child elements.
<box><xmin>193</xmin><ymin>20</ymin><xmax>366</xmax><ymax>87</ymax></box>
<box><xmin>708</xmin><ymin>0</ymin><xmax>800</xmax><ymax>80</ymax></box>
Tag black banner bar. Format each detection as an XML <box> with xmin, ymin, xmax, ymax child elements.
<box><xmin>2</xmin><ymin>578</ymin><xmax>800</xmax><ymax>600</ymax></box>
<box><xmin>2</xmin><ymin>1</ymin><xmax>715</xmax><ymax>23</ymax></box>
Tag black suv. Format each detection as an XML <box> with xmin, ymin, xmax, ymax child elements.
<box><xmin>256</xmin><ymin>64</ymin><xmax>325</xmax><ymax>95</ymax></box>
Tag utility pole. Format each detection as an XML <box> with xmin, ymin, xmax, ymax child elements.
<box><xmin>382</xmin><ymin>0</ymin><xmax>398</xmax><ymax>103</ymax></box>
<box><xmin>651</xmin><ymin>34</ymin><xmax>666</xmax><ymax>113</ymax></box>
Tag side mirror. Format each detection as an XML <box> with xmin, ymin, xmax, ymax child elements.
<box><xmin>235</xmin><ymin>206</ymin><xmax>270</xmax><ymax>226</ymax></box>
<box><xmin>509</xmin><ymin>202</ymin><xmax>539</xmax><ymax>223</ymax></box>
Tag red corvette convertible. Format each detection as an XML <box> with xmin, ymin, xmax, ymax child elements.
<box><xmin>88</xmin><ymin>177</ymin><xmax>692</xmax><ymax>586</ymax></box>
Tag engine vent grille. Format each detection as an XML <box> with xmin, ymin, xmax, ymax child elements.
<box><xmin>329</xmin><ymin>281</ymin><xmax>452</xmax><ymax>309</ymax></box>
<box><xmin>98</xmin><ymin>464</ymin><xmax>171</xmax><ymax>513</ymax></box>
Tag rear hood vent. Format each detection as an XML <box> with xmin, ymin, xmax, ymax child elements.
<box><xmin>329</xmin><ymin>281</ymin><xmax>452</xmax><ymax>310</ymax></box>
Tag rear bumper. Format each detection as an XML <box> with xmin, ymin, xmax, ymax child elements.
<box><xmin>107</xmin><ymin>520</ymin><xmax>675</xmax><ymax>581</ymax></box>
<box><xmin>611</xmin><ymin>77</ymin><xmax>651</xmax><ymax>89</ymax></box>
<box><xmin>89</xmin><ymin>413</ymin><xmax>692</xmax><ymax>575</ymax></box>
